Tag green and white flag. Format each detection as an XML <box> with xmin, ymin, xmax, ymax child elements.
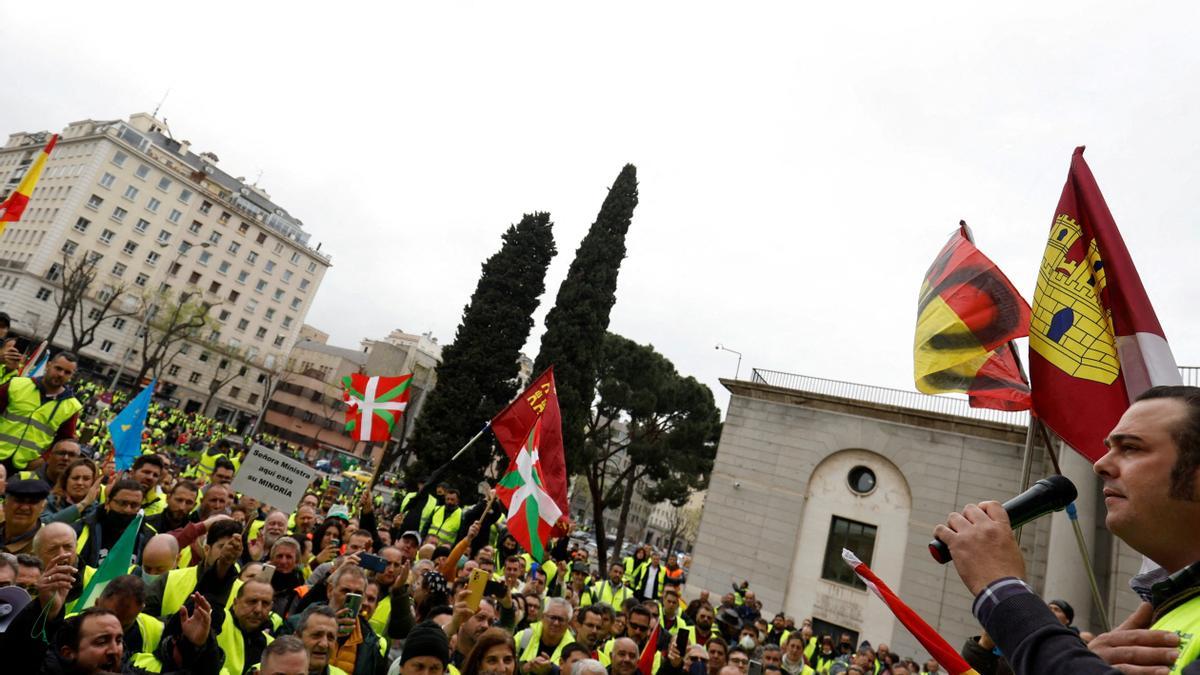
<box><xmin>71</xmin><ymin>513</ymin><xmax>143</xmax><ymax>612</ymax></box>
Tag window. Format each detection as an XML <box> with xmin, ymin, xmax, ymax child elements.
<box><xmin>198</xmin><ymin>250</ymin><xmax>212</xmax><ymax>265</ymax></box>
<box><xmin>228</xmin><ymin>290</ymin><xmax>240</xmax><ymax>302</ymax></box>
<box><xmin>208</xmin><ymin>231</ymin><xmax>221</xmax><ymax>244</ymax></box>
<box><xmin>256</xmin><ymin>233</ymin><xmax>266</xmax><ymax>244</ymax></box>
<box><xmin>157</xmin><ymin>177</ymin><xmax>172</xmax><ymax>191</ymax></box>
<box><xmin>73</xmin><ymin>217</ymin><xmax>90</xmax><ymax>233</ymax></box>
<box><xmin>188</xmin><ymin>220</ymin><xmax>202</xmax><ymax>234</ymax></box>
<box><xmin>227</xmin><ymin>241</ymin><xmax>241</xmax><ymax>254</ymax></box>
<box><xmin>179</xmin><ymin>189</ymin><xmax>193</xmax><ymax>204</ymax></box>
<box><xmin>123</xmin><ymin>185</ymin><xmax>139</xmax><ymax>200</ymax></box>
<box><xmin>237</xmin><ymin>319</ymin><xmax>250</xmax><ymax>331</ymax></box>
<box><xmin>307</xmin><ymin>262</ymin><xmax>318</xmax><ymax>273</ymax></box>
<box><xmin>246</xmin><ymin>251</ymin><xmax>258</xmax><ymax>264</ymax></box>
<box><xmin>134</xmin><ymin>218</ymin><xmax>149</xmax><ymax>233</ymax></box>
<box><xmin>273</xmin><ymin>242</ymin><xmax>284</xmax><ymax>254</ymax></box>
<box><xmin>290</xmin><ymin>252</ymin><xmax>301</xmax><ymax>264</ymax></box>
<box><xmin>87</xmin><ymin>194</ymin><xmax>104</xmax><ymax>209</ymax></box>
<box><xmin>273</xmin><ymin>335</ymin><xmax>285</xmax><ymax>347</ymax></box>
<box><xmin>238</xmin><ymin>222</ymin><xmax>249</xmax><ymax>235</ymax></box>
<box><xmin>100</xmin><ymin>340</ymin><xmax>115</xmax><ymax>353</ymax></box>
<box><xmin>146</xmin><ymin>251</ymin><xmax>161</xmax><ymax>266</ymax></box>
<box><xmin>246</xmin><ymin>299</ymin><xmax>258</xmax><ymax>313</ymax></box>
<box><xmin>122</xmin><ymin>241</ymin><xmax>137</xmax><ymax>255</ymax></box>
<box><xmin>167</xmin><ymin>365</ymin><xmax>180</xmax><ymax>376</ymax></box>
<box><xmin>289</xmin><ymin>297</ymin><xmax>301</xmax><ymax>310</ymax></box>
<box><xmin>98</xmin><ymin>229</ymin><xmax>115</xmax><ymax>244</ymax></box>
<box><xmin>218</xmin><ymin>261</ymin><xmax>230</xmax><ymax>274</ymax></box>
<box><xmin>61</xmin><ymin>239</ymin><xmax>79</xmax><ymax>255</ymax></box>
<box><xmin>229</xmin><ymin>386</ymin><xmax>241</xmax><ymax>399</ymax></box>
<box><xmin>821</xmin><ymin>517</ymin><xmax>877</xmax><ymax>590</ymax></box>
<box><xmin>187</xmin><ymin>270</ymin><xmax>200</xmax><ymax>284</ymax></box>
<box><xmin>208</xmin><ymin>330</ymin><xmax>221</xmax><ymax>341</ymax></box>
<box><xmin>134</xmin><ymin>273</ymin><xmax>148</xmax><ymax>287</ymax></box>
<box><xmin>156</xmin><ymin>230</ymin><xmax>171</xmax><ymax>244</ymax></box>
<box><xmin>97</xmin><ymin>285</ymin><xmax>115</xmax><ymax>302</ymax></box>
<box><xmin>199</xmin><ymin>351</ymin><xmax>210</xmax><ymax>363</ymax></box>
<box><xmin>237</xmin><ymin>271</ymin><xmax>249</xmax><ymax>283</ymax></box>
<box><xmin>282</xmin><ymin>315</ymin><xmax>293</xmax><ymax>328</ymax></box>
<box><xmin>199</xmin><ymin>200</ymin><xmax>212</xmax><ymax>214</ymax></box>
<box><xmin>299</xmin><ymin>278</ymin><xmax>311</xmax><ymax>291</ymax></box>
<box><xmin>146</xmin><ymin>197</ymin><xmax>161</xmax><ymax>212</ymax></box>
<box><xmin>36</xmin><ymin>287</ymin><xmax>52</xmax><ymax>301</ymax></box>
<box><xmin>88</xmin><ymin>307</ymin><xmax>104</xmax><ymax>320</ymax></box>
<box><xmin>46</xmin><ymin>263</ymin><xmax>63</xmax><ymax>281</ymax></box>
<box><xmin>135</xmin><ymin>164</ymin><xmax>151</xmax><ymax>180</ymax></box>
<box><xmin>112</xmin><ymin>317</ymin><xmax>126</xmax><ymax>330</ymax></box>
<box><xmin>208</xmin><ymin>281</ymin><xmax>222</xmax><ymax>294</ymax></box>
<box><xmin>264</xmin><ymin>308</ymin><xmax>275</xmax><ymax>321</ymax></box>
<box><xmin>111</xmin><ymin>206</ymin><xmax>127</xmax><ymax>221</ymax></box>
<box><xmin>188</xmin><ymin>371</ymin><xmax>202</xmax><ymax>384</ymax></box>
<box><xmin>112</xmin><ymin>151</ymin><xmax>127</xmax><ymax>167</ymax></box>
<box><xmin>111</xmin><ymin>262</ymin><xmax>126</xmax><ymax>277</ymax></box>
<box><xmin>168</xmin><ymin>209</ymin><xmax>182</xmax><ymax>224</ymax></box>
<box><xmin>264</xmin><ymin>260</ymin><xmax>276</xmax><ymax>273</ymax></box>
<box><xmin>218</xmin><ymin>211</ymin><xmax>231</xmax><ymax>224</ymax></box>
<box><xmin>272</xmin><ymin>289</ymin><xmax>284</xmax><ymax>301</ymax></box>
<box><xmin>218</xmin><ymin>309</ymin><xmax>231</xmax><ymax>321</ymax></box>
<box><xmin>255</xmin><ymin>280</ymin><xmax>267</xmax><ymax>293</ymax></box>
<box><xmin>248</xmin><ymin>392</ymin><xmax>259</xmax><ymax>405</ymax></box>
<box><xmin>255</xmin><ymin>327</ymin><xmax>267</xmax><ymax>339</ymax></box>
<box><xmin>99</xmin><ymin>173</ymin><xmax>116</xmax><ymax>188</ymax></box>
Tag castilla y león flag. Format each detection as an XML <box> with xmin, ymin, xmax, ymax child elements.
<box><xmin>0</xmin><ymin>134</ymin><xmax>57</xmax><ymax>235</ymax></box>
<box><xmin>342</xmin><ymin>373</ymin><xmax>412</xmax><ymax>442</ymax></box>
<box><xmin>492</xmin><ymin>367</ymin><xmax>569</xmax><ymax>559</ymax></box>
<box><xmin>914</xmin><ymin>221</ymin><xmax>1032</xmax><ymax>411</ymax></box>
<box><xmin>842</xmin><ymin>549</ymin><xmax>979</xmax><ymax>675</ymax></box>
<box><xmin>1029</xmin><ymin>147</ymin><xmax>1180</xmax><ymax>462</ymax></box>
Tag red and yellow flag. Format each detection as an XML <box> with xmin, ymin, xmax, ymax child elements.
<box><xmin>0</xmin><ymin>134</ymin><xmax>58</xmax><ymax>236</ymax></box>
<box><xmin>842</xmin><ymin>549</ymin><xmax>980</xmax><ymax>675</ymax></box>
<box><xmin>914</xmin><ymin>222</ymin><xmax>1032</xmax><ymax>411</ymax></box>
<box><xmin>491</xmin><ymin>367</ymin><xmax>568</xmax><ymax>517</ymax></box>
<box><xmin>1029</xmin><ymin>148</ymin><xmax>1181</xmax><ymax>461</ymax></box>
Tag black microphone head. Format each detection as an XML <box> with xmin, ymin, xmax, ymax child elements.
<box><xmin>1034</xmin><ymin>474</ymin><xmax>1078</xmax><ymax>509</ymax></box>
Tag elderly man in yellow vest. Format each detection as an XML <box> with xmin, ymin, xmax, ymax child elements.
<box><xmin>516</xmin><ymin>597</ymin><xmax>575</xmax><ymax>672</ymax></box>
<box><xmin>218</xmin><ymin>578</ymin><xmax>277</xmax><ymax>675</ymax></box>
<box><xmin>0</xmin><ymin>351</ymin><xmax>82</xmax><ymax>473</ymax></box>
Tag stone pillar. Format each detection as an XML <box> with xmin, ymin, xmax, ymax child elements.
<box><xmin>1042</xmin><ymin>442</ymin><xmax>1102</xmax><ymax>632</ymax></box>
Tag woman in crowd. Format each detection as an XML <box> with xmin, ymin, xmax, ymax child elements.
<box><xmin>41</xmin><ymin>457</ymin><xmax>100</xmax><ymax>524</ymax></box>
<box><xmin>462</xmin><ymin>627</ymin><xmax>518</xmax><ymax>675</ymax></box>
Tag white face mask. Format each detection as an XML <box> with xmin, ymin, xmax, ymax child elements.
<box><xmin>739</xmin><ymin>635</ymin><xmax>756</xmax><ymax>650</ymax></box>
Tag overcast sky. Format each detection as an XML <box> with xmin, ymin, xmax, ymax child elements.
<box><xmin>5</xmin><ymin>2</ymin><xmax>1199</xmax><ymax>415</ymax></box>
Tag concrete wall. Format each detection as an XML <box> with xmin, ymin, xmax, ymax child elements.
<box><xmin>689</xmin><ymin>379</ymin><xmax>1051</xmax><ymax>661</ymax></box>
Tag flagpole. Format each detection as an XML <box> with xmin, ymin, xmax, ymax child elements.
<box><xmin>450</xmin><ymin>422</ymin><xmax>493</xmax><ymax>464</ymax></box>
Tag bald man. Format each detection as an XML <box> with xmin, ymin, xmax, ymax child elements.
<box><xmin>138</xmin><ymin>534</ymin><xmax>179</xmax><ymax>584</ymax></box>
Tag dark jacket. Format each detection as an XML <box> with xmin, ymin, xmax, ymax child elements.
<box><xmin>281</xmin><ymin>607</ymin><xmax>387</xmax><ymax>675</ymax></box>
<box><xmin>73</xmin><ymin>510</ymin><xmax>155</xmax><ymax>569</ymax></box>
<box><xmin>960</xmin><ymin>636</ymin><xmax>1013</xmax><ymax>675</ymax></box>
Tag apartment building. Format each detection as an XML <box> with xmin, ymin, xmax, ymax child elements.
<box><xmin>0</xmin><ymin>112</ymin><xmax>331</xmax><ymax>430</ymax></box>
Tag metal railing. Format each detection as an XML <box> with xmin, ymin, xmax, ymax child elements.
<box><xmin>749</xmin><ymin>366</ymin><xmax>1200</xmax><ymax>427</ymax></box>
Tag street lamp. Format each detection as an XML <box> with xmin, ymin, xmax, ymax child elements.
<box><xmin>108</xmin><ymin>240</ymin><xmax>211</xmax><ymax>391</ymax></box>
<box><xmin>715</xmin><ymin>343</ymin><xmax>743</xmax><ymax>380</ymax></box>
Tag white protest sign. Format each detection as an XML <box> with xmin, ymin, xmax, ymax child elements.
<box><xmin>231</xmin><ymin>444</ymin><xmax>317</xmax><ymax>512</ymax></box>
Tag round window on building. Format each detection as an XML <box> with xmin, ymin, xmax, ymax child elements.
<box><xmin>847</xmin><ymin>466</ymin><xmax>877</xmax><ymax>495</ymax></box>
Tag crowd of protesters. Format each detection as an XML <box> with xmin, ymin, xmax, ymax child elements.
<box><xmin>0</xmin><ymin>347</ymin><xmax>1045</xmax><ymax>675</ymax></box>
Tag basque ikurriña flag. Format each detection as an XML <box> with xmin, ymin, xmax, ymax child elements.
<box><xmin>914</xmin><ymin>222</ymin><xmax>1032</xmax><ymax>411</ymax></box>
<box><xmin>342</xmin><ymin>373</ymin><xmax>412</xmax><ymax>442</ymax></box>
<box><xmin>842</xmin><ymin>549</ymin><xmax>980</xmax><ymax>675</ymax></box>
<box><xmin>494</xmin><ymin>417</ymin><xmax>562</xmax><ymax>561</ymax></box>
<box><xmin>491</xmin><ymin>367</ymin><xmax>569</xmax><ymax>518</ymax></box>
<box><xmin>1029</xmin><ymin>148</ymin><xmax>1181</xmax><ymax>462</ymax></box>
<box><xmin>0</xmin><ymin>134</ymin><xmax>57</xmax><ymax>235</ymax></box>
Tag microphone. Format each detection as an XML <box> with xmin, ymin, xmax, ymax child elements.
<box><xmin>929</xmin><ymin>474</ymin><xmax>1078</xmax><ymax>564</ymax></box>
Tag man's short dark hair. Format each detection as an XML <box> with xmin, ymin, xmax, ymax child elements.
<box><xmin>262</xmin><ymin>635</ymin><xmax>307</xmax><ymax>668</ymax></box>
<box><xmin>297</xmin><ymin>604</ymin><xmax>338</xmax><ymax>635</ymax></box>
<box><xmin>99</xmin><ymin>574</ymin><xmax>146</xmax><ymax>606</ymax></box>
<box><xmin>16</xmin><ymin>553</ymin><xmax>43</xmax><ymax>570</ymax></box>
<box><xmin>628</xmin><ymin>605</ymin><xmax>653</xmax><ymax>622</ymax></box>
<box><xmin>214</xmin><ymin>457</ymin><xmax>236</xmax><ymax>472</ymax></box>
<box><xmin>110</xmin><ymin>478</ymin><xmax>145</xmax><ymax>500</ymax></box>
<box><xmin>170</xmin><ymin>479</ymin><xmax>199</xmax><ymax>497</ymax></box>
<box><xmin>55</xmin><ymin>607</ymin><xmax>116</xmax><ymax>652</ymax></box>
<box><xmin>1136</xmin><ymin>385</ymin><xmax>1200</xmax><ymax>498</ymax></box>
<box><xmin>560</xmin><ymin>642</ymin><xmax>589</xmax><ymax>662</ymax></box>
<box><xmin>207</xmin><ymin>518</ymin><xmax>243</xmax><ymax>545</ymax></box>
<box><xmin>52</xmin><ymin>351</ymin><xmax>78</xmax><ymax>364</ymax></box>
<box><xmin>132</xmin><ymin>454</ymin><xmax>167</xmax><ymax>472</ymax></box>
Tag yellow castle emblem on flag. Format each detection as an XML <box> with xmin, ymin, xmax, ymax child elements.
<box><xmin>1030</xmin><ymin>214</ymin><xmax>1120</xmax><ymax>384</ymax></box>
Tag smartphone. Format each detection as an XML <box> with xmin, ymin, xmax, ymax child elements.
<box><xmin>259</xmin><ymin>563</ymin><xmax>276</xmax><ymax>583</ymax></box>
<box><xmin>466</xmin><ymin>569</ymin><xmax>489</xmax><ymax>612</ymax></box>
<box><xmin>484</xmin><ymin>578</ymin><xmax>508</xmax><ymax>598</ymax></box>
<box><xmin>330</xmin><ymin>538</ymin><xmax>341</xmax><ymax>550</ymax></box>
<box><xmin>359</xmin><ymin>553</ymin><xmax>387</xmax><ymax>573</ymax></box>
<box><xmin>675</xmin><ymin>629</ymin><xmax>688</xmax><ymax>655</ymax></box>
<box><xmin>345</xmin><ymin>592</ymin><xmax>363</xmax><ymax>616</ymax></box>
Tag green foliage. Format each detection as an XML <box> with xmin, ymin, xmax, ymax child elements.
<box><xmin>406</xmin><ymin>213</ymin><xmax>556</xmax><ymax>491</ymax></box>
<box><xmin>533</xmin><ymin>164</ymin><xmax>639</xmax><ymax>472</ymax></box>
<box><xmin>584</xmin><ymin>332</ymin><xmax>721</xmax><ymax>569</ymax></box>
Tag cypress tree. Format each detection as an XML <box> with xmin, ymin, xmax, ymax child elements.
<box><xmin>533</xmin><ymin>164</ymin><xmax>638</xmax><ymax>469</ymax></box>
<box><xmin>406</xmin><ymin>212</ymin><xmax>556</xmax><ymax>489</ymax></box>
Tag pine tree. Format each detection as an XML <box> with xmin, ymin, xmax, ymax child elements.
<box><xmin>533</xmin><ymin>164</ymin><xmax>638</xmax><ymax>469</ymax></box>
<box><xmin>405</xmin><ymin>213</ymin><xmax>556</xmax><ymax>490</ymax></box>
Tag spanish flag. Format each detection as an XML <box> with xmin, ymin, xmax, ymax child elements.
<box><xmin>842</xmin><ymin>549</ymin><xmax>980</xmax><ymax>675</ymax></box>
<box><xmin>914</xmin><ymin>222</ymin><xmax>1032</xmax><ymax>411</ymax></box>
<box><xmin>0</xmin><ymin>133</ymin><xmax>57</xmax><ymax>236</ymax></box>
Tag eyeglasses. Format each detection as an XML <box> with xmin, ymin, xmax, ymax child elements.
<box><xmin>686</xmin><ymin>656</ymin><xmax>709</xmax><ymax>663</ymax></box>
<box><xmin>729</xmin><ymin>658</ymin><xmax>750</xmax><ymax>666</ymax></box>
<box><xmin>544</xmin><ymin>615</ymin><xmax>568</xmax><ymax>624</ymax></box>
<box><xmin>628</xmin><ymin>623</ymin><xmax>651</xmax><ymax>632</ymax></box>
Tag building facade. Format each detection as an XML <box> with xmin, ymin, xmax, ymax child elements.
<box><xmin>0</xmin><ymin>113</ymin><xmax>331</xmax><ymax>429</ymax></box>
<box><xmin>687</xmin><ymin>367</ymin><xmax>1152</xmax><ymax>660</ymax></box>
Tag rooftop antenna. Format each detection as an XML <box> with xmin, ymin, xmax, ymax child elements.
<box><xmin>253</xmin><ymin>168</ymin><xmax>263</xmax><ymax>186</ymax></box>
<box><xmin>152</xmin><ymin>88</ymin><xmax>171</xmax><ymax>118</ymax></box>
